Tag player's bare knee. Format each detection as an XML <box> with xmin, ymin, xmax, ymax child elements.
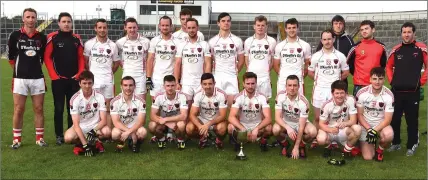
<box><xmin>272</xmin><ymin>123</ymin><xmax>281</xmax><ymax>136</ymax></box>
<box><xmin>351</xmin><ymin>125</ymin><xmax>362</xmax><ymax>136</ymax></box>
<box><xmin>14</xmin><ymin>104</ymin><xmax>26</xmax><ymax>115</ymax></box>
<box><xmin>316</xmin><ymin>131</ymin><xmax>328</xmax><ymax>145</ymax></box>
<box><xmin>137</xmin><ymin>127</ymin><xmax>147</xmax><ymax>139</ymax></box>
<box><xmin>64</xmin><ymin>134</ymin><xmax>75</xmax><ymax>144</ymax></box>
<box><xmin>227</xmin><ymin>124</ymin><xmax>234</xmax><ymax>134</ymax></box>
<box><xmin>216</xmin><ymin>125</ymin><xmax>227</xmax><ymax>136</ymax></box>
<box><xmin>362</xmin><ymin>152</ymin><xmax>374</xmax><ymax>160</ymax></box>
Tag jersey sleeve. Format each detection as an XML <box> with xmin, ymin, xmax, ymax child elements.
<box><xmin>115</xmin><ymin>40</ymin><xmax>123</xmax><ymax>58</ymax></box>
<box><xmin>98</xmin><ymin>95</ymin><xmax>107</xmax><ymax>111</ymax></box>
<box><xmin>237</xmin><ymin>38</ymin><xmax>244</xmax><ymax>55</ymax></box>
<box><xmin>175</xmin><ymin>43</ymin><xmax>184</xmax><ymax>58</ymax></box>
<box><xmin>231</xmin><ymin>94</ymin><xmax>243</xmax><ymax>109</ymax></box>
<box><xmin>347</xmin><ymin>96</ymin><xmax>357</xmax><ymax>115</ymax></box>
<box><xmin>151</xmin><ymin>95</ymin><xmax>162</xmax><ymax>109</ymax></box>
<box><xmin>179</xmin><ymin>94</ymin><xmax>188</xmax><ymax>109</ymax></box>
<box><xmin>260</xmin><ymin>95</ymin><xmax>270</xmax><ymax>108</ymax></box>
<box><xmin>112</xmin><ymin>44</ymin><xmax>120</xmax><ymax>62</ymax></box>
<box><xmin>319</xmin><ymin>103</ymin><xmax>330</xmax><ymax>121</ymax></box>
<box><xmin>308</xmin><ymin>53</ymin><xmax>317</xmax><ymax>71</ymax></box>
<box><xmin>148</xmin><ymin>38</ymin><xmax>157</xmax><ymax>53</ymax></box>
<box><xmin>204</xmin><ymin>42</ymin><xmax>211</xmax><ymax>57</ymax></box>
<box><xmin>275</xmin><ymin>93</ymin><xmax>285</xmax><ymax>110</ymax></box>
<box><xmin>139</xmin><ymin>100</ymin><xmax>146</xmax><ymax>114</ymax></box>
<box><xmin>218</xmin><ymin>93</ymin><xmax>227</xmax><ymax>108</ymax></box>
<box><xmin>356</xmin><ymin>93</ymin><xmax>364</xmax><ymax>108</ymax></box>
<box><xmin>110</xmin><ymin>99</ymin><xmax>119</xmax><ymax>115</ymax></box>
<box><xmin>83</xmin><ymin>41</ymin><xmax>91</xmax><ymax>57</ymax></box>
<box><xmin>244</xmin><ymin>38</ymin><xmax>250</xmax><ymax>57</ymax></box>
<box><xmin>299</xmin><ymin>101</ymin><xmax>309</xmax><ymax>118</ymax></box>
<box><xmin>304</xmin><ymin>42</ymin><xmax>312</xmax><ymax>59</ymax></box>
<box><xmin>385</xmin><ymin>96</ymin><xmax>394</xmax><ymax>113</ymax></box>
<box><xmin>192</xmin><ymin>93</ymin><xmax>202</xmax><ymax>107</ymax></box>
<box><xmin>198</xmin><ymin>31</ymin><xmax>205</xmax><ymax>41</ymax></box>
<box><xmin>70</xmin><ymin>97</ymin><xmax>80</xmax><ymax>115</ymax></box>
<box><xmin>269</xmin><ymin>38</ymin><xmax>277</xmax><ymax>56</ymax></box>
<box><xmin>274</xmin><ymin>42</ymin><xmax>282</xmax><ymax>59</ymax></box>
<box><xmin>339</xmin><ymin>53</ymin><xmax>349</xmax><ymax>71</ymax></box>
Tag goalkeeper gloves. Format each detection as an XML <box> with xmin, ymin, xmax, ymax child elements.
<box><xmin>146</xmin><ymin>77</ymin><xmax>154</xmax><ymax>90</ymax></box>
<box><xmin>366</xmin><ymin>128</ymin><xmax>378</xmax><ymax>144</ymax></box>
<box><xmin>83</xmin><ymin>144</ymin><xmax>94</xmax><ymax>157</ymax></box>
<box><xmin>86</xmin><ymin>129</ymin><xmax>97</xmax><ymax>144</ymax></box>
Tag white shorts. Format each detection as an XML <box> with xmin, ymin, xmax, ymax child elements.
<box><xmin>214</xmin><ymin>75</ymin><xmax>239</xmax><ymax>95</ymax></box>
<box><xmin>94</xmin><ymin>83</ymin><xmax>114</xmax><ymax>99</ymax></box>
<box><xmin>181</xmin><ymin>84</ymin><xmax>201</xmax><ymax>100</ymax></box>
<box><xmin>312</xmin><ymin>86</ymin><xmax>332</xmax><ymax>108</ymax></box>
<box><xmin>12</xmin><ymin>78</ymin><xmax>46</xmax><ymax>96</ymax></box>
<box><xmin>328</xmin><ymin>127</ymin><xmax>348</xmax><ymax>146</ymax></box>
<box><xmin>74</xmin><ymin>123</ymin><xmax>98</xmax><ymax>134</ymax></box>
<box><xmin>150</xmin><ymin>79</ymin><xmax>164</xmax><ymax>97</ymax></box>
<box><xmin>277</xmin><ymin>81</ymin><xmax>304</xmax><ymax>95</ymax></box>
<box><xmin>123</xmin><ymin>74</ymin><xmax>146</xmax><ymax>95</ymax></box>
<box><xmin>257</xmin><ymin>77</ymin><xmax>272</xmax><ymax>98</ymax></box>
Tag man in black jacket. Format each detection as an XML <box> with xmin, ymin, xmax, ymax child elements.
<box><xmin>316</xmin><ymin>15</ymin><xmax>354</xmax><ymax>91</ymax></box>
<box><xmin>386</xmin><ymin>22</ymin><xmax>427</xmax><ymax>156</ymax></box>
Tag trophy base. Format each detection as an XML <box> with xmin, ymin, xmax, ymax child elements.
<box><xmin>236</xmin><ymin>155</ymin><xmax>247</xmax><ymax>160</ymax></box>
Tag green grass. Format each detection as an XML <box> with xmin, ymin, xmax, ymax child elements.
<box><xmin>1</xmin><ymin>60</ymin><xmax>427</xmax><ymax>179</ymax></box>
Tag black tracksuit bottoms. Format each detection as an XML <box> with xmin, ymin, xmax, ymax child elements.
<box><xmin>52</xmin><ymin>79</ymin><xmax>80</xmax><ymax>137</ymax></box>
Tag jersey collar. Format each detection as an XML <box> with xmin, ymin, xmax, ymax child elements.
<box><xmin>95</xmin><ymin>36</ymin><xmax>111</xmax><ymax>44</ymax></box>
<box><xmin>126</xmin><ymin>33</ymin><xmax>140</xmax><ymax>41</ymax></box>
<box><xmin>120</xmin><ymin>92</ymin><xmax>137</xmax><ymax>103</ymax></box>
<box><xmin>20</xmin><ymin>27</ymin><xmax>38</xmax><ymax>38</ymax></box>
<box><xmin>218</xmin><ymin>32</ymin><xmax>232</xmax><ymax>39</ymax></box>
<box><xmin>164</xmin><ymin>91</ymin><xmax>179</xmax><ymax>101</ymax></box>
<box><xmin>368</xmin><ymin>85</ymin><xmax>385</xmax><ymax>95</ymax></box>
<box><xmin>285</xmin><ymin>36</ymin><xmax>300</xmax><ymax>43</ymax></box>
<box><xmin>79</xmin><ymin>89</ymin><xmax>96</xmax><ymax>99</ymax></box>
<box><xmin>253</xmin><ymin>33</ymin><xmax>267</xmax><ymax>40</ymax></box>
<box><xmin>285</xmin><ymin>91</ymin><xmax>300</xmax><ymax>102</ymax></box>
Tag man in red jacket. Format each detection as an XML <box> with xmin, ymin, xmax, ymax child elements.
<box><xmin>386</xmin><ymin>22</ymin><xmax>427</xmax><ymax>156</ymax></box>
<box><xmin>44</xmin><ymin>12</ymin><xmax>85</xmax><ymax>145</ymax></box>
<box><xmin>347</xmin><ymin>20</ymin><xmax>387</xmax><ymax>96</ymax></box>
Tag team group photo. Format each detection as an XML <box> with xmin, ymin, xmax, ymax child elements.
<box><xmin>1</xmin><ymin>1</ymin><xmax>427</xmax><ymax>179</ymax></box>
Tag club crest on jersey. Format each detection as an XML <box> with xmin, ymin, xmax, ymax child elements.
<box><xmin>333</xmin><ymin>59</ymin><xmax>339</xmax><ymax>64</ymax></box>
<box><xmin>294</xmin><ymin>108</ymin><xmax>299</xmax><ymax>113</ymax></box>
<box><xmin>342</xmin><ymin>107</ymin><xmax>347</xmax><ymax>112</ymax></box>
<box><xmin>214</xmin><ymin>102</ymin><xmax>219</xmax><ymax>107</ymax></box>
<box><xmin>174</xmin><ymin>103</ymin><xmax>180</xmax><ymax>108</ymax></box>
<box><xmin>138</xmin><ymin>46</ymin><xmax>142</xmax><ymax>51</ymax></box>
<box><xmin>133</xmin><ymin>108</ymin><xmax>137</xmax><ymax>113</ymax></box>
<box><xmin>229</xmin><ymin>44</ymin><xmax>235</xmax><ymax>49</ymax></box>
<box><xmin>290</xmin><ymin>48</ymin><xmax>294</xmax><ymax>53</ymax></box>
<box><xmin>255</xmin><ymin>103</ymin><xmax>260</xmax><ymax>109</ymax></box>
<box><xmin>378</xmin><ymin>102</ymin><xmax>384</xmax><ymax>108</ymax></box>
<box><xmin>143</xmin><ymin>103</ymin><xmax>146</xmax><ymax>108</ymax></box>
<box><xmin>197</xmin><ymin>47</ymin><xmax>202</xmax><ymax>53</ymax></box>
<box><xmin>106</xmin><ymin>49</ymin><xmax>111</xmax><ymax>54</ymax></box>
<box><xmin>93</xmin><ymin>103</ymin><xmax>98</xmax><ymax>108</ymax></box>
<box><xmin>306</xmin><ymin>108</ymin><xmax>309</xmax><ymax>113</ymax></box>
<box><xmin>110</xmin><ymin>105</ymin><xmax>114</xmax><ymax>110</ymax></box>
<box><xmin>297</xmin><ymin>48</ymin><xmax>302</xmax><ymax>53</ymax></box>
<box><xmin>320</xmin><ymin>110</ymin><xmax>324</xmax><ymax>115</ymax></box>
<box><xmin>170</xmin><ymin>45</ymin><xmax>176</xmax><ymax>51</ymax></box>
<box><xmin>264</xmin><ymin>45</ymin><xmax>269</xmax><ymax>50</ymax></box>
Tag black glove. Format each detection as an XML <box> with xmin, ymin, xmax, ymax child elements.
<box><xmin>146</xmin><ymin>77</ymin><xmax>154</xmax><ymax>90</ymax></box>
<box><xmin>86</xmin><ymin>129</ymin><xmax>97</xmax><ymax>144</ymax></box>
<box><xmin>366</xmin><ymin>128</ymin><xmax>378</xmax><ymax>144</ymax></box>
<box><xmin>83</xmin><ymin>144</ymin><xmax>94</xmax><ymax>157</ymax></box>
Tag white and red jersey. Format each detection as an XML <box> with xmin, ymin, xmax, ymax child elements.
<box><xmin>148</xmin><ymin>34</ymin><xmax>180</xmax><ymax>81</ymax></box>
<box><xmin>232</xmin><ymin>90</ymin><xmax>269</xmax><ymax>129</ymax></box>
<box><xmin>275</xmin><ymin>90</ymin><xmax>310</xmax><ymax>127</ymax></box>
<box><xmin>319</xmin><ymin>96</ymin><xmax>357</xmax><ymax>127</ymax></box>
<box><xmin>208</xmin><ymin>33</ymin><xmax>244</xmax><ymax>76</ymax></box>
<box><xmin>274</xmin><ymin>37</ymin><xmax>311</xmax><ymax>83</ymax></box>
<box><xmin>70</xmin><ymin>89</ymin><xmax>106</xmax><ymax>130</ymax></box>
<box><xmin>175</xmin><ymin>39</ymin><xmax>211</xmax><ymax>85</ymax></box>
<box><xmin>309</xmin><ymin>48</ymin><xmax>349</xmax><ymax>88</ymax></box>
<box><xmin>84</xmin><ymin>37</ymin><xmax>120</xmax><ymax>84</ymax></box>
<box><xmin>116</xmin><ymin>34</ymin><xmax>150</xmax><ymax>77</ymax></box>
<box><xmin>244</xmin><ymin>34</ymin><xmax>277</xmax><ymax>79</ymax></box>
<box><xmin>356</xmin><ymin>85</ymin><xmax>395</xmax><ymax>127</ymax></box>
<box><xmin>192</xmin><ymin>88</ymin><xmax>227</xmax><ymax>124</ymax></box>
<box><xmin>152</xmin><ymin>91</ymin><xmax>188</xmax><ymax>117</ymax></box>
<box><xmin>110</xmin><ymin>93</ymin><xmax>146</xmax><ymax>128</ymax></box>
<box><xmin>172</xmin><ymin>29</ymin><xmax>205</xmax><ymax>43</ymax></box>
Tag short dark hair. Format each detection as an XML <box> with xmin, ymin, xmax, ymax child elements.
<box><xmin>285</xmin><ymin>18</ymin><xmax>299</xmax><ymax>28</ymax></box>
<box><xmin>217</xmin><ymin>12</ymin><xmax>231</xmax><ymax>22</ymax></box>
<box><xmin>370</xmin><ymin>67</ymin><xmax>385</xmax><ymax>78</ymax></box>
<box><xmin>331</xmin><ymin>80</ymin><xmax>347</xmax><ymax>93</ymax></box>
<box><xmin>164</xmin><ymin>75</ymin><xmax>176</xmax><ymax>83</ymax></box>
<box><xmin>186</xmin><ymin>18</ymin><xmax>199</xmax><ymax>26</ymax></box>
<box><xmin>58</xmin><ymin>12</ymin><xmax>72</xmax><ymax>22</ymax></box>
<box><xmin>286</xmin><ymin>75</ymin><xmax>299</xmax><ymax>85</ymax></box>
<box><xmin>180</xmin><ymin>8</ymin><xmax>192</xmax><ymax>17</ymax></box>
<box><xmin>121</xmin><ymin>76</ymin><xmax>135</xmax><ymax>85</ymax></box>
<box><xmin>360</xmin><ymin>20</ymin><xmax>375</xmax><ymax>29</ymax></box>
<box><xmin>94</xmin><ymin>18</ymin><xmax>107</xmax><ymax>28</ymax></box>
<box><xmin>124</xmin><ymin>17</ymin><xmax>138</xmax><ymax>26</ymax></box>
<box><xmin>254</xmin><ymin>15</ymin><xmax>267</xmax><ymax>24</ymax></box>
<box><xmin>243</xmin><ymin>72</ymin><xmax>257</xmax><ymax>81</ymax></box>
<box><xmin>159</xmin><ymin>15</ymin><xmax>172</xmax><ymax>25</ymax></box>
<box><xmin>78</xmin><ymin>70</ymin><xmax>94</xmax><ymax>82</ymax></box>
<box><xmin>331</xmin><ymin>15</ymin><xmax>345</xmax><ymax>26</ymax></box>
<box><xmin>401</xmin><ymin>22</ymin><xmax>416</xmax><ymax>33</ymax></box>
<box><xmin>23</xmin><ymin>8</ymin><xmax>37</xmax><ymax>16</ymax></box>
<box><xmin>320</xmin><ymin>29</ymin><xmax>334</xmax><ymax>39</ymax></box>
<box><xmin>201</xmin><ymin>73</ymin><xmax>215</xmax><ymax>83</ymax></box>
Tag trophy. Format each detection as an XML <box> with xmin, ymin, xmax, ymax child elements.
<box><xmin>234</xmin><ymin>130</ymin><xmax>248</xmax><ymax>160</ymax></box>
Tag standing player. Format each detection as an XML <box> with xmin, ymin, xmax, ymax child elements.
<box><xmin>317</xmin><ymin>80</ymin><xmax>361</xmax><ymax>158</ymax></box>
<box><xmin>356</xmin><ymin>67</ymin><xmax>394</xmax><ymax>161</ymax></box>
<box><xmin>84</xmin><ymin>19</ymin><xmax>121</xmax><ymax>129</ymax></box>
<box><xmin>228</xmin><ymin>72</ymin><xmax>272</xmax><ymax>151</ymax></box>
<box><xmin>110</xmin><ymin>76</ymin><xmax>147</xmax><ymax>153</ymax></box>
<box><xmin>274</xmin><ymin>18</ymin><xmax>311</xmax><ymax>95</ymax></box>
<box><xmin>172</xmin><ymin>8</ymin><xmax>204</xmax><ymax>42</ymax></box>
<box><xmin>146</xmin><ymin>16</ymin><xmax>180</xmax><ymax>100</ymax></box>
<box><xmin>65</xmin><ymin>71</ymin><xmax>111</xmax><ymax>156</ymax></box>
<box><xmin>273</xmin><ymin>75</ymin><xmax>317</xmax><ymax>159</ymax></box>
<box><xmin>208</xmin><ymin>12</ymin><xmax>245</xmax><ymax>108</ymax></box>
<box><xmin>8</xmin><ymin>8</ymin><xmax>48</xmax><ymax>149</ymax></box>
<box><xmin>186</xmin><ymin>73</ymin><xmax>227</xmax><ymax>149</ymax></box>
<box><xmin>308</xmin><ymin>30</ymin><xmax>349</xmax><ymax>147</ymax></box>
<box><xmin>149</xmin><ymin>75</ymin><xmax>188</xmax><ymax>150</ymax></box>
<box><xmin>174</xmin><ymin>18</ymin><xmax>211</xmax><ymax>102</ymax></box>
<box><xmin>116</xmin><ymin>17</ymin><xmax>150</xmax><ymax>100</ymax></box>
<box><xmin>244</xmin><ymin>15</ymin><xmax>277</xmax><ymax>99</ymax></box>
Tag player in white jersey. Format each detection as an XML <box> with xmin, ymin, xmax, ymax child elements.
<box><xmin>65</xmin><ymin>71</ymin><xmax>111</xmax><ymax>157</ymax></box>
<box><xmin>172</xmin><ymin>8</ymin><xmax>205</xmax><ymax>43</ymax></box>
<box><xmin>146</xmin><ymin>16</ymin><xmax>181</xmax><ymax>99</ymax></box>
<box><xmin>228</xmin><ymin>72</ymin><xmax>272</xmax><ymax>152</ymax></box>
<box><xmin>174</xmin><ymin>18</ymin><xmax>211</xmax><ymax>101</ymax></box>
<box><xmin>273</xmin><ymin>18</ymin><xmax>311</xmax><ymax>95</ymax></box>
<box><xmin>110</xmin><ymin>76</ymin><xmax>147</xmax><ymax>153</ymax></box>
<box><xmin>244</xmin><ymin>15</ymin><xmax>277</xmax><ymax>98</ymax></box>
<box><xmin>317</xmin><ymin>80</ymin><xmax>361</xmax><ymax>160</ymax></box>
<box><xmin>356</xmin><ymin>67</ymin><xmax>394</xmax><ymax>162</ymax></box>
<box><xmin>308</xmin><ymin>30</ymin><xmax>349</xmax><ymax>147</ymax></box>
<box><xmin>149</xmin><ymin>75</ymin><xmax>188</xmax><ymax>150</ymax></box>
<box><xmin>208</xmin><ymin>12</ymin><xmax>245</xmax><ymax>107</ymax></box>
<box><xmin>83</xmin><ymin>19</ymin><xmax>120</xmax><ymax>129</ymax></box>
<box><xmin>116</xmin><ymin>17</ymin><xmax>150</xmax><ymax>100</ymax></box>
<box><xmin>273</xmin><ymin>75</ymin><xmax>317</xmax><ymax>159</ymax></box>
<box><xmin>186</xmin><ymin>73</ymin><xmax>227</xmax><ymax>149</ymax></box>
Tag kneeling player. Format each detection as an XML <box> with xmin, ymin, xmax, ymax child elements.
<box><xmin>149</xmin><ymin>75</ymin><xmax>188</xmax><ymax>150</ymax></box>
<box><xmin>317</xmin><ymin>80</ymin><xmax>361</xmax><ymax>158</ymax></box>
<box><xmin>65</xmin><ymin>71</ymin><xmax>111</xmax><ymax>156</ymax></box>
<box><xmin>186</xmin><ymin>73</ymin><xmax>227</xmax><ymax>149</ymax></box>
<box><xmin>110</xmin><ymin>76</ymin><xmax>147</xmax><ymax>153</ymax></box>
<box><xmin>356</xmin><ymin>67</ymin><xmax>394</xmax><ymax>161</ymax></box>
<box><xmin>228</xmin><ymin>72</ymin><xmax>272</xmax><ymax>151</ymax></box>
<box><xmin>273</xmin><ymin>75</ymin><xmax>317</xmax><ymax>159</ymax></box>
